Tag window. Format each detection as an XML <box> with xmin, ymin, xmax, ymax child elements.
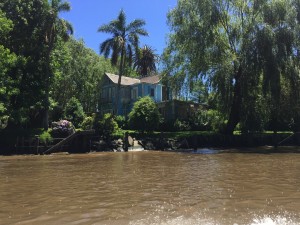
<box><xmin>112</xmin><ymin>87</ymin><xmax>115</xmax><ymax>98</ymax></box>
<box><xmin>150</xmin><ymin>88</ymin><xmax>155</xmax><ymax>97</ymax></box>
<box><xmin>102</xmin><ymin>89</ymin><xmax>107</xmax><ymax>99</ymax></box>
<box><xmin>131</xmin><ymin>87</ymin><xmax>138</xmax><ymax>100</ymax></box>
<box><xmin>108</xmin><ymin>88</ymin><xmax>112</xmax><ymax>100</ymax></box>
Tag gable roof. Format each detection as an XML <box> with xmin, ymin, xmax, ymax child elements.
<box><xmin>105</xmin><ymin>73</ymin><xmax>140</xmax><ymax>86</ymax></box>
<box><xmin>140</xmin><ymin>75</ymin><xmax>161</xmax><ymax>84</ymax></box>
<box><xmin>105</xmin><ymin>72</ymin><xmax>161</xmax><ymax>86</ymax></box>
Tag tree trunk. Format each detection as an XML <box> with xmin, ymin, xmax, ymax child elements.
<box><xmin>224</xmin><ymin>66</ymin><xmax>243</xmax><ymax>135</ymax></box>
<box><xmin>42</xmin><ymin>107</ymin><xmax>49</xmax><ymax>130</ymax></box>
<box><xmin>42</xmin><ymin>67</ymin><xmax>50</xmax><ymax>130</ymax></box>
<box><xmin>115</xmin><ymin>46</ymin><xmax>125</xmax><ymax>115</ymax></box>
<box><xmin>42</xmin><ymin>36</ymin><xmax>53</xmax><ymax>130</ymax></box>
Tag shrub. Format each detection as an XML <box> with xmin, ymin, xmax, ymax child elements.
<box><xmin>128</xmin><ymin>96</ymin><xmax>162</xmax><ymax>132</ymax></box>
<box><xmin>51</xmin><ymin>120</ymin><xmax>75</xmax><ymax>138</ymax></box>
<box><xmin>174</xmin><ymin>119</ymin><xmax>191</xmax><ymax>131</ymax></box>
<box><xmin>81</xmin><ymin>116</ymin><xmax>94</xmax><ymax>130</ymax></box>
<box><xmin>39</xmin><ymin>131</ymin><xmax>53</xmax><ymax>144</ymax></box>
<box><xmin>95</xmin><ymin>113</ymin><xmax>119</xmax><ymax>140</ymax></box>
<box><xmin>115</xmin><ymin>115</ymin><xmax>127</xmax><ymax>129</ymax></box>
<box><xmin>204</xmin><ymin>109</ymin><xmax>225</xmax><ymax>132</ymax></box>
<box><xmin>64</xmin><ymin>97</ymin><xmax>85</xmax><ymax>128</ymax></box>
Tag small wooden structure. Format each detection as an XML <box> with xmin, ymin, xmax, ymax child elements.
<box><xmin>43</xmin><ymin>130</ymin><xmax>95</xmax><ymax>154</ymax></box>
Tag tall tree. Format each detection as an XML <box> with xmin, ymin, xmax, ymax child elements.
<box><xmin>51</xmin><ymin>38</ymin><xmax>117</xmax><ymax>114</ymax></box>
<box><xmin>0</xmin><ymin>10</ymin><xmax>16</xmax><ymax>128</ymax></box>
<box><xmin>42</xmin><ymin>0</ymin><xmax>73</xmax><ymax>130</ymax></box>
<box><xmin>98</xmin><ymin>9</ymin><xmax>148</xmax><ymax>114</ymax></box>
<box><xmin>133</xmin><ymin>45</ymin><xmax>158</xmax><ymax>77</ymax></box>
<box><xmin>1</xmin><ymin>0</ymin><xmax>51</xmax><ymax>128</ymax></box>
<box><xmin>164</xmin><ymin>0</ymin><xmax>300</xmax><ymax>134</ymax></box>
<box><xmin>1</xmin><ymin>0</ymin><xmax>73</xmax><ymax>129</ymax></box>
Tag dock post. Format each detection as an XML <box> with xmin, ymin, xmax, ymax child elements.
<box><xmin>123</xmin><ymin>132</ymin><xmax>129</xmax><ymax>152</ymax></box>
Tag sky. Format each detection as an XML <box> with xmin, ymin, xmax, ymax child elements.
<box><xmin>60</xmin><ymin>0</ymin><xmax>178</xmax><ymax>56</ymax></box>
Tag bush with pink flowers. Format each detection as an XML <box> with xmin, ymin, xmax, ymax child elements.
<box><xmin>51</xmin><ymin>120</ymin><xmax>75</xmax><ymax>138</ymax></box>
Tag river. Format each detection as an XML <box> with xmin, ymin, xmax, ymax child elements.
<box><xmin>1</xmin><ymin>149</ymin><xmax>300</xmax><ymax>225</ymax></box>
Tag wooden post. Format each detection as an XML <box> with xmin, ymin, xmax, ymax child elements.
<box><xmin>35</xmin><ymin>135</ymin><xmax>40</xmax><ymax>154</ymax></box>
<box><xmin>123</xmin><ymin>132</ymin><xmax>129</xmax><ymax>152</ymax></box>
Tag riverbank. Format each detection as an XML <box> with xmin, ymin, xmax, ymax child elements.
<box><xmin>0</xmin><ymin>129</ymin><xmax>297</xmax><ymax>155</ymax></box>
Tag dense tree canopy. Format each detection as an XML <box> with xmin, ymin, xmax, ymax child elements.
<box><xmin>3</xmin><ymin>0</ymin><xmax>300</xmax><ymax>137</ymax></box>
<box><xmin>0</xmin><ymin>0</ymin><xmax>116</xmax><ymax>130</ymax></box>
<box><xmin>51</xmin><ymin>38</ymin><xmax>117</xmax><ymax>114</ymax></box>
<box><xmin>0</xmin><ymin>10</ymin><xmax>16</xmax><ymax>128</ymax></box>
<box><xmin>0</xmin><ymin>0</ymin><xmax>51</xmax><ymax>128</ymax></box>
<box><xmin>164</xmin><ymin>0</ymin><xmax>300</xmax><ymax>134</ymax></box>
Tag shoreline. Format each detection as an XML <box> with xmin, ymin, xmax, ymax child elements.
<box><xmin>1</xmin><ymin>145</ymin><xmax>300</xmax><ymax>156</ymax></box>
<box><xmin>0</xmin><ymin>132</ymin><xmax>298</xmax><ymax>156</ymax></box>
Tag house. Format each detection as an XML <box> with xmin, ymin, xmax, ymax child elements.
<box><xmin>99</xmin><ymin>73</ymin><xmax>171</xmax><ymax>116</ymax></box>
<box><xmin>99</xmin><ymin>72</ymin><xmax>201</xmax><ymax>121</ymax></box>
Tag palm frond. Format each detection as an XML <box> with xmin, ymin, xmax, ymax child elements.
<box><xmin>56</xmin><ymin>19</ymin><xmax>73</xmax><ymax>41</ymax></box>
<box><xmin>63</xmin><ymin>19</ymin><xmax>73</xmax><ymax>35</ymax></box>
<box><xmin>58</xmin><ymin>1</ymin><xmax>71</xmax><ymax>12</ymax></box>
<box><xmin>126</xmin><ymin>44</ymin><xmax>133</xmax><ymax>67</ymax></box>
<box><xmin>98</xmin><ymin>9</ymin><xmax>148</xmax><ymax>76</ymax></box>
<box><xmin>98</xmin><ymin>23</ymin><xmax>118</xmax><ymax>34</ymax></box>
<box><xmin>133</xmin><ymin>45</ymin><xmax>157</xmax><ymax>76</ymax></box>
<box><xmin>100</xmin><ymin>38</ymin><xmax>114</xmax><ymax>58</ymax></box>
<box><xmin>111</xmin><ymin>45</ymin><xmax>120</xmax><ymax>66</ymax></box>
<box><xmin>127</xmin><ymin>19</ymin><xmax>146</xmax><ymax>31</ymax></box>
<box><xmin>128</xmin><ymin>33</ymin><xmax>139</xmax><ymax>49</ymax></box>
<box><xmin>133</xmin><ymin>28</ymin><xmax>148</xmax><ymax>36</ymax></box>
<box><xmin>117</xmin><ymin>9</ymin><xmax>126</xmax><ymax>32</ymax></box>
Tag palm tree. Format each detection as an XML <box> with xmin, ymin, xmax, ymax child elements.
<box><xmin>98</xmin><ymin>9</ymin><xmax>148</xmax><ymax>114</ymax></box>
<box><xmin>42</xmin><ymin>0</ymin><xmax>73</xmax><ymax>130</ymax></box>
<box><xmin>134</xmin><ymin>45</ymin><xmax>158</xmax><ymax>77</ymax></box>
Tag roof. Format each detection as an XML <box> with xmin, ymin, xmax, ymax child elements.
<box><xmin>140</xmin><ymin>75</ymin><xmax>161</xmax><ymax>84</ymax></box>
<box><xmin>105</xmin><ymin>73</ymin><xmax>140</xmax><ymax>86</ymax></box>
<box><xmin>105</xmin><ymin>73</ymin><xmax>161</xmax><ymax>86</ymax></box>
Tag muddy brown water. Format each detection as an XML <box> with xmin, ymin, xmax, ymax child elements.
<box><xmin>1</xmin><ymin>149</ymin><xmax>300</xmax><ymax>224</ymax></box>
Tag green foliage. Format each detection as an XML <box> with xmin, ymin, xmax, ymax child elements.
<box><xmin>39</xmin><ymin>130</ymin><xmax>53</xmax><ymax>144</ymax></box>
<box><xmin>0</xmin><ymin>10</ymin><xmax>17</xmax><ymax>127</ymax></box>
<box><xmin>95</xmin><ymin>113</ymin><xmax>119</xmax><ymax>140</ymax></box>
<box><xmin>174</xmin><ymin>119</ymin><xmax>191</xmax><ymax>131</ymax></box>
<box><xmin>64</xmin><ymin>97</ymin><xmax>85</xmax><ymax>128</ymax></box>
<box><xmin>133</xmin><ymin>45</ymin><xmax>158</xmax><ymax>76</ymax></box>
<box><xmin>128</xmin><ymin>96</ymin><xmax>162</xmax><ymax>132</ymax></box>
<box><xmin>163</xmin><ymin>0</ymin><xmax>300</xmax><ymax>134</ymax></box>
<box><xmin>205</xmin><ymin>110</ymin><xmax>226</xmax><ymax>132</ymax></box>
<box><xmin>98</xmin><ymin>9</ymin><xmax>148</xmax><ymax>72</ymax></box>
<box><xmin>51</xmin><ymin>38</ymin><xmax>117</xmax><ymax>112</ymax></box>
<box><xmin>178</xmin><ymin>109</ymin><xmax>226</xmax><ymax>132</ymax></box>
<box><xmin>81</xmin><ymin>116</ymin><xmax>95</xmax><ymax>130</ymax></box>
<box><xmin>0</xmin><ymin>0</ymin><xmax>73</xmax><ymax>129</ymax></box>
<box><xmin>115</xmin><ymin>115</ymin><xmax>127</xmax><ymax>129</ymax></box>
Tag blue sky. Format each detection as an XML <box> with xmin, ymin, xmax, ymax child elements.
<box><xmin>60</xmin><ymin>0</ymin><xmax>177</xmax><ymax>56</ymax></box>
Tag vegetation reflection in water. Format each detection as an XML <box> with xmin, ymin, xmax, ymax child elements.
<box><xmin>188</xmin><ymin>146</ymin><xmax>300</xmax><ymax>155</ymax></box>
<box><xmin>1</xmin><ymin>151</ymin><xmax>300</xmax><ymax>225</ymax></box>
